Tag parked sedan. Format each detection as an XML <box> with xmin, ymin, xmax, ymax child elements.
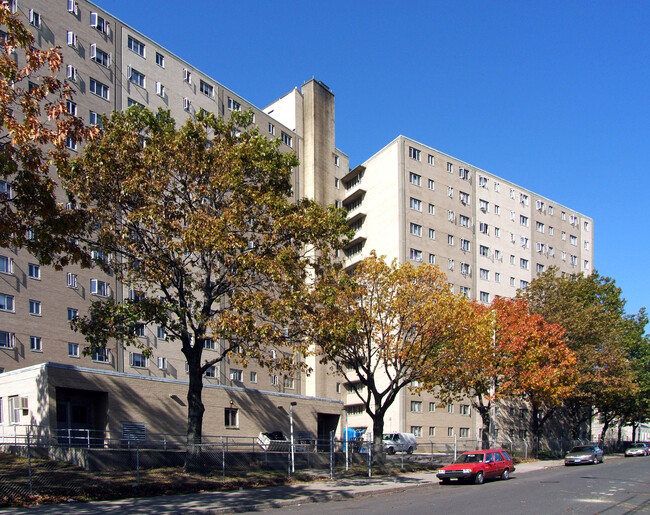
<box><xmin>564</xmin><ymin>445</ymin><xmax>604</xmax><ymax>465</ymax></box>
<box><xmin>624</xmin><ymin>443</ymin><xmax>649</xmax><ymax>457</ymax></box>
<box><xmin>437</xmin><ymin>449</ymin><xmax>515</xmax><ymax>484</ymax></box>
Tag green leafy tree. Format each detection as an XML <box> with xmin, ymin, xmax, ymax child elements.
<box><xmin>519</xmin><ymin>268</ymin><xmax>643</xmax><ymax>440</ymax></box>
<box><xmin>61</xmin><ymin>107</ymin><xmax>350</xmax><ymax>471</ymax></box>
<box><xmin>307</xmin><ymin>253</ymin><xmax>473</xmax><ymax>459</ymax></box>
<box><xmin>0</xmin><ymin>4</ymin><xmax>96</xmax><ymax>266</ymax></box>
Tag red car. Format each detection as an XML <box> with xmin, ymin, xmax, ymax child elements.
<box><xmin>437</xmin><ymin>449</ymin><xmax>515</xmax><ymax>484</ymax></box>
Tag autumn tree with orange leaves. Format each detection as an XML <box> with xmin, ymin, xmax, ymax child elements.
<box><xmin>308</xmin><ymin>253</ymin><xmax>474</xmax><ymax>458</ymax></box>
<box><xmin>0</xmin><ymin>4</ymin><xmax>96</xmax><ymax>266</ymax></box>
<box><xmin>432</xmin><ymin>297</ymin><xmax>577</xmax><ymax>451</ymax></box>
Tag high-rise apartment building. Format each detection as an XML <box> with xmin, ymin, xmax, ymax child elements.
<box><xmin>0</xmin><ymin>1</ymin><xmax>592</xmax><ymax>447</ymax></box>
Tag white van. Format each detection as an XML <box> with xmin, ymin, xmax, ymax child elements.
<box><xmin>382</xmin><ymin>432</ymin><xmax>417</xmax><ymax>454</ymax></box>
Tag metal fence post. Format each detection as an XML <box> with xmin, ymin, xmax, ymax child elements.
<box><xmin>222</xmin><ymin>438</ymin><xmax>226</xmax><ymax>483</ymax></box>
<box><xmin>367</xmin><ymin>433</ymin><xmax>372</xmax><ymax>478</ymax></box>
<box><xmin>329</xmin><ymin>431</ymin><xmax>334</xmax><ymax>479</ymax></box>
<box><xmin>136</xmin><ymin>441</ymin><xmax>140</xmax><ymax>487</ymax></box>
<box><xmin>27</xmin><ymin>431</ymin><xmax>33</xmax><ymax>495</ymax></box>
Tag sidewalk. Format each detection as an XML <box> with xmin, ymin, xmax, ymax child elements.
<box><xmin>3</xmin><ymin>459</ymin><xmax>566</xmax><ymax>514</ymax></box>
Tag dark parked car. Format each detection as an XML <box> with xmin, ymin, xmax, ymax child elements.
<box><xmin>437</xmin><ymin>449</ymin><xmax>515</xmax><ymax>484</ymax></box>
<box><xmin>564</xmin><ymin>444</ymin><xmax>604</xmax><ymax>465</ymax></box>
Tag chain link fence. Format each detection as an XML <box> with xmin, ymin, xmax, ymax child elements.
<box><xmin>0</xmin><ymin>426</ymin><xmax>595</xmax><ymax>506</ymax></box>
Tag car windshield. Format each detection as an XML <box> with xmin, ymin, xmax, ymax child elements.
<box><xmin>569</xmin><ymin>446</ymin><xmax>595</xmax><ymax>452</ymax></box>
<box><xmin>457</xmin><ymin>453</ymin><xmax>484</xmax><ymax>463</ymax></box>
<box><xmin>628</xmin><ymin>443</ymin><xmax>644</xmax><ymax>448</ymax></box>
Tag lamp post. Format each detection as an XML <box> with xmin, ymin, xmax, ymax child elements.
<box><xmin>289</xmin><ymin>401</ymin><xmax>297</xmax><ymax>474</ymax></box>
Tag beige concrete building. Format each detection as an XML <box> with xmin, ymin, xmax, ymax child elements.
<box><xmin>0</xmin><ymin>1</ymin><xmax>593</xmax><ymax>450</ymax></box>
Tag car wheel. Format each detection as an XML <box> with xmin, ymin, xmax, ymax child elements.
<box><xmin>474</xmin><ymin>471</ymin><xmax>484</xmax><ymax>485</ymax></box>
<box><xmin>501</xmin><ymin>468</ymin><xmax>510</xmax><ymax>480</ymax></box>
<box><xmin>387</xmin><ymin>447</ymin><xmax>395</xmax><ymax>455</ymax></box>
<box><xmin>407</xmin><ymin>446</ymin><xmax>414</xmax><ymax>455</ymax></box>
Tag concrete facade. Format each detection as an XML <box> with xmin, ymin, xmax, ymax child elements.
<box><xmin>1</xmin><ymin>0</ymin><xmax>594</xmax><ymax>449</ymax></box>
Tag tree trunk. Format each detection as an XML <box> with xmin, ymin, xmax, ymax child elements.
<box><xmin>474</xmin><ymin>399</ymin><xmax>491</xmax><ymax>449</ymax></box>
<box><xmin>598</xmin><ymin>416</ymin><xmax>611</xmax><ymax>446</ymax></box>
<box><xmin>372</xmin><ymin>415</ymin><xmax>385</xmax><ymax>465</ymax></box>
<box><xmin>185</xmin><ymin>349</ymin><xmax>205</xmax><ymax>473</ymax></box>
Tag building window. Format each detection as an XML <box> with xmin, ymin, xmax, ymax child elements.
<box><xmin>128</xmin><ymin>35</ymin><xmax>145</xmax><ymax>57</ymax></box>
<box><xmin>281</xmin><ymin>132</ymin><xmax>292</xmax><ymax>147</ymax></box>
<box><xmin>90</xmin><ymin>11</ymin><xmax>108</xmax><ymax>33</ymax></box>
<box><xmin>428</xmin><ymin>402</ymin><xmax>436</xmax><ymax>412</ymax></box>
<box><xmin>495</xmin><ymin>272</ymin><xmax>501</xmax><ymax>282</ymax></box>
<box><xmin>411</xmin><ymin>401</ymin><xmax>422</xmax><ymax>412</ymax></box>
<box><xmin>459</xmin><ymin>191</ymin><xmax>470</xmax><ymax>205</ymax></box>
<box><xmin>67</xmin><ymin>308</ymin><xmax>78</xmax><ymax>321</ymax></box>
<box><xmin>409</xmin><ymin>248</ymin><xmax>423</xmax><ymax>262</ymax></box>
<box><xmin>479</xmin><ymin>222</ymin><xmax>489</xmax><ymax>235</ymax></box>
<box><xmin>510</xmin><ymin>277</ymin><xmax>516</xmax><ymax>286</ymax></box>
<box><xmin>459</xmin><ymin>168</ymin><xmax>470</xmax><ymax>180</ymax></box>
<box><xmin>429</xmin><ymin>427</ymin><xmax>436</xmax><ymax>437</ymax></box>
<box><xmin>65</xmin><ymin>136</ymin><xmax>77</xmax><ymax>151</ymax></box>
<box><xmin>202</xmin><ymin>338</ymin><xmax>215</xmax><ymax>350</ymax></box>
<box><xmin>156</xmin><ymin>326</ymin><xmax>166</xmax><ymax>339</ymax></box>
<box><xmin>409</xmin><ymin>172</ymin><xmax>421</xmax><ymax>186</ymax></box>
<box><xmin>428</xmin><ymin>228</ymin><xmax>435</xmax><ymax>239</ymax></box>
<box><xmin>334</xmin><ymin>154</ymin><xmax>340</xmax><ymax>166</ymax></box>
<box><xmin>411</xmin><ymin>426</ymin><xmax>423</xmax><ymax>437</ymax></box>
<box><xmin>90</xmin><ymin>44</ymin><xmax>111</xmax><ymax>67</ymax></box>
<box><xmin>0</xmin><ymin>256</ymin><xmax>12</xmax><ymax>274</ymax></box>
<box><xmin>428</xmin><ymin>154</ymin><xmax>434</xmax><ymax>165</ymax></box>
<box><xmin>66</xmin><ymin>273</ymin><xmax>78</xmax><ymax>289</ymax></box>
<box><xmin>447</xmin><ymin>186</ymin><xmax>454</xmax><ymax>198</ymax></box>
<box><xmin>459</xmin><ymin>427</ymin><xmax>470</xmax><ymax>438</ymax></box>
<box><xmin>410</xmin><ymin>223</ymin><xmax>422</xmax><ymax>237</ymax></box>
<box><xmin>9</xmin><ymin>396</ymin><xmax>21</xmax><ymax>425</ymax></box>
<box><xmin>89</xmin><ymin>78</ymin><xmax>109</xmax><ymax>100</ymax></box>
<box><xmin>29</xmin><ymin>299</ymin><xmax>41</xmax><ymax>316</ymax></box>
<box><xmin>66</xmin><ymin>64</ymin><xmax>77</xmax><ymax>81</ymax></box>
<box><xmin>230</xmin><ymin>369</ymin><xmax>243</xmax><ymax>381</ymax></box>
<box><xmin>227</xmin><ymin>97</ymin><xmax>241</xmax><ymax>111</ymax></box>
<box><xmin>153</xmin><ymin>51</ymin><xmax>164</xmax><ymax>67</ymax></box>
<box><xmin>200</xmin><ymin>80</ymin><xmax>214</xmax><ymax>97</ymax></box>
<box><xmin>448</xmin><ymin>259</ymin><xmax>454</xmax><ymax>271</ymax></box>
<box><xmin>28</xmin><ymin>336</ymin><xmax>41</xmax><ymax>351</ymax></box>
<box><xmin>447</xmin><ymin>404</ymin><xmax>454</xmax><ymax>414</ymax></box>
<box><xmin>479</xmin><ymin>199</ymin><xmax>489</xmax><ymax>213</ymax></box>
<box><xmin>225</xmin><ymin>408</ymin><xmax>238</xmax><ymax>428</ymax></box>
<box><xmin>183</xmin><ymin>97</ymin><xmax>192</xmax><ymax>112</ymax></box>
<box><xmin>520</xmin><ymin>193</ymin><xmax>529</xmax><ymax>206</ymax></box>
<box><xmin>480</xmin><ymin>268</ymin><xmax>489</xmax><ymax>280</ymax></box>
<box><xmin>570</xmin><ymin>235</ymin><xmax>577</xmax><ymax>246</ymax></box>
<box><xmin>250</xmin><ymin>371</ymin><xmax>257</xmax><ymax>383</ymax></box>
<box><xmin>408</xmin><ymin>146</ymin><xmax>421</xmax><ymax>161</ymax></box>
<box><xmin>68</xmin><ymin>343</ymin><xmax>79</xmax><ymax>357</ymax></box>
<box><xmin>428</xmin><ymin>203</ymin><xmax>435</xmax><ymax>215</ymax></box>
<box><xmin>478</xmin><ymin>175</ymin><xmax>488</xmax><ymax>188</ymax></box>
<box><xmin>494</xmin><ymin>227</ymin><xmax>501</xmax><ymax>237</ymax></box>
<box><xmin>448</xmin><ymin>210</ymin><xmax>455</xmax><ymax>222</ymax></box>
<box><xmin>448</xmin><ymin>427</ymin><xmax>454</xmax><ymax>437</ymax></box>
<box><xmin>460</xmin><ymin>404</ymin><xmax>470</xmax><ymax>415</ymax></box>
<box><xmin>460</xmin><ymin>239</ymin><xmax>470</xmax><ymax>252</ymax></box>
<box><xmin>0</xmin><ymin>331</ymin><xmax>15</xmax><ymax>348</ymax></box>
<box><xmin>0</xmin><ymin>180</ymin><xmax>13</xmax><ymax>200</ymax></box>
<box><xmin>89</xmin><ymin>111</ymin><xmax>102</xmax><ymax>128</ymax></box>
<box><xmin>520</xmin><ymin>258</ymin><xmax>529</xmax><ymax>270</ymax></box>
<box><xmin>428</xmin><ymin>253</ymin><xmax>436</xmax><ymax>264</ymax></box>
<box><xmin>90</xmin><ymin>279</ymin><xmax>110</xmax><ymax>297</ymax></box>
<box><xmin>448</xmin><ymin>234</ymin><xmax>454</xmax><ymax>245</ymax></box>
<box><xmin>479</xmin><ymin>245</ymin><xmax>489</xmax><ymax>257</ymax></box>
<box><xmin>27</xmin><ymin>263</ymin><xmax>40</xmax><ymax>279</ymax></box>
<box><xmin>409</xmin><ymin>198</ymin><xmax>422</xmax><ymax>211</ymax></box>
<box><xmin>428</xmin><ymin>179</ymin><xmax>435</xmax><ymax>190</ymax></box>
<box><xmin>270</xmin><ymin>374</ymin><xmax>279</xmax><ymax>386</ymax></box>
<box><xmin>480</xmin><ymin>291</ymin><xmax>490</xmax><ymax>303</ymax></box>
<box><xmin>67</xmin><ymin>31</ymin><xmax>78</xmax><ymax>47</ymax></box>
<box><xmin>520</xmin><ymin>215</ymin><xmax>529</xmax><ymax>227</ymax></box>
<box><xmin>204</xmin><ymin>366</ymin><xmax>217</xmax><ymax>378</ymax></box>
<box><xmin>268</xmin><ymin>123</ymin><xmax>275</xmax><ymax>135</ymax></box>
<box><xmin>128</xmin><ymin>352</ymin><xmax>146</xmax><ymax>368</ymax></box>
<box><xmin>128</xmin><ymin>67</ymin><xmax>145</xmax><ymax>87</ymax></box>
<box><xmin>284</xmin><ymin>377</ymin><xmax>294</xmax><ymax>389</ymax></box>
<box><xmin>447</xmin><ymin>162</ymin><xmax>453</xmax><ymax>173</ymax></box>
<box><xmin>460</xmin><ymin>262</ymin><xmax>471</xmax><ymax>275</ymax></box>
<box><xmin>494</xmin><ymin>181</ymin><xmax>500</xmax><ymax>192</ymax></box>
<box><xmin>66</xmin><ymin>100</ymin><xmax>77</xmax><ymax>116</ymax></box>
<box><xmin>92</xmin><ymin>348</ymin><xmax>110</xmax><ymax>363</ymax></box>
<box><xmin>183</xmin><ymin>68</ymin><xmax>192</xmax><ymax>84</ymax></box>
<box><xmin>459</xmin><ymin>286</ymin><xmax>470</xmax><ymax>297</ymax></box>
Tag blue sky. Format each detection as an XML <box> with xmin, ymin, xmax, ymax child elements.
<box><xmin>99</xmin><ymin>0</ymin><xmax>649</xmax><ymax>318</ymax></box>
